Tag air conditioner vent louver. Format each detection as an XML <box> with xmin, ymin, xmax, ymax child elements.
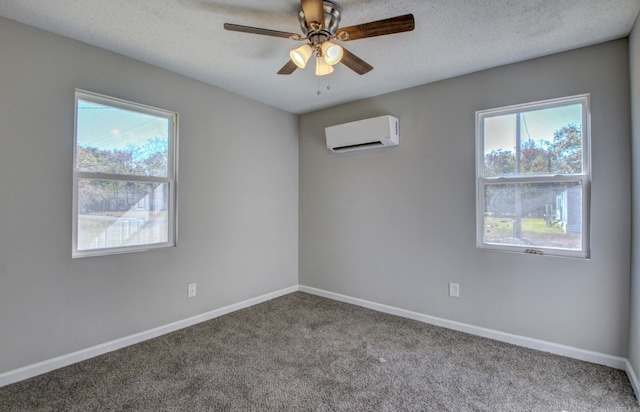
<box><xmin>325</xmin><ymin>115</ymin><xmax>399</xmax><ymax>153</ymax></box>
<box><xmin>332</xmin><ymin>141</ymin><xmax>384</xmax><ymax>152</ymax></box>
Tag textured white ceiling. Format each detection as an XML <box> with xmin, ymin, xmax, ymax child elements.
<box><xmin>1</xmin><ymin>0</ymin><xmax>639</xmax><ymax>114</ymax></box>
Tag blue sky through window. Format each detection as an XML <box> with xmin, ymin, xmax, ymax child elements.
<box><xmin>484</xmin><ymin>104</ymin><xmax>582</xmax><ymax>155</ymax></box>
<box><xmin>77</xmin><ymin>100</ymin><xmax>169</xmax><ymax>151</ymax></box>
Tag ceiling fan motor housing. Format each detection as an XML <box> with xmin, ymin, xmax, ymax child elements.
<box><xmin>299</xmin><ymin>0</ymin><xmax>342</xmax><ymax>44</ymax></box>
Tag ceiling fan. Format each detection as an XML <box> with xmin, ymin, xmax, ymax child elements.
<box><xmin>224</xmin><ymin>0</ymin><xmax>415</xmax><ymax>76</ymax></box>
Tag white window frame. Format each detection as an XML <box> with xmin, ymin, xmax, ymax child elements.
<box><xmin>475</xmin><ymin>94</ymin><xmax>591</xmax><ymax>258</ymax></box>
<box><xmin>72</xmin><ymin>90</ymin><xmax>178</xmax><ymax>258</ymax></box>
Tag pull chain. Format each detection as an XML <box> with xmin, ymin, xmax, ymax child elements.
<box><xmin>317</xmin><ymin>76</ymin><xmax>332</xmax><ymax>95</ymax></box>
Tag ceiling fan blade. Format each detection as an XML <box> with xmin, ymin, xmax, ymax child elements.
<box><xmin>336</xmin><ymin>14</ymin><xmax>415</xmax><ymax>41</ymax></box>
<box><xmin>340</xmin><ymin>48</ymin><xmax>373</xmax><ymax>75</ymax></box>
<box><xmin>278</xmin><ymin>60</ymin><xmax>299</xmax><ymax>75</ymax></box>
<box><xmin>224</xmin><ymin>23</ymin><xmax>299</xmax><ymax>39</ymax></box>
<box><xmin>301</xmin><ymin>0</ymin><xmax>325</xmax><ymax>30</ymax></box>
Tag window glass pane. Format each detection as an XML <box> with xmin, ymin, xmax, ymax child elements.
<box><xmin>483</xmin><ymin>104</ymin><xmax>583</xmax><ymax>176</ymax></box>
<box><xmin>76</xmin><ymin>100</ymin><xmax>169</xmax><ymax>177</ymax></box>
<box><xmin>77</xmin><ymin>179</ymin><xmax>169</xmax><ymax>251</ymax></box>
<box><xmin>483</xmin><ymin>181</ymin><xmax>582</xmax><ymax>250</ymax></box>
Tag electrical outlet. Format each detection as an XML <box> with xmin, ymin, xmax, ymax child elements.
<box><xmin>188</xmin><ymin>283</ymin><xmax>197</xmax><ymax>298</ymax></box>
<box><xmin>449</xmin><ymin>282</ymin><xmax>459</xmax><ymax>298</ymax></box>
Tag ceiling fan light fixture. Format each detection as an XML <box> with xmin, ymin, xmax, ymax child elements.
<box><xmin>315</xmin><ymin>55</ymin><xmax>334</xmax><ymax>76</ymax></box>
<box><xmin>321</xmin><ymin>41</ymin><xmax>343</xmax><ymax>65</ymax></box>
<box><xmin>225</xmin><ymin>3</ymin><xmax>416</xmax><ymax>78</ymax></box>
<box><xmin>290</xmin><ymin>44</ymin><xmax>314</xmax><ymax>68</ymax></box>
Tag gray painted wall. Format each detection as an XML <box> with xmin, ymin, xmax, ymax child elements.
<box><xmin>630</xmin><ymin>15</ymin><xmax>640</xmax><ymax>382</ymax></box>
<box><xmin>299</xmin><ymin>40</ymin><xmax>631</xmax><ymax>356</ymax></box>
<box><xmin>0</xmin><ymin>18</ymin><xmax>298</xmax><ymax>374</ymax></box>
<box><xmin>0</xmin><ymin>13</ymin><xmax>635</xmax><ymax>380</ymax></box>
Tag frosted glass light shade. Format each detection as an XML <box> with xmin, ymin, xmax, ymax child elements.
<box><xmin>290</xmin><ymin>44</ymin><xmax>314</xmax><ymax>69</ymax></box>
<box><xmin>321</xmin><ymin>42</ymin><xmax>343</xmax><ymax>65</ymax></box>
<box><xmin>315</xmin><ymin>56</ymin><xmax>334</xmax><ymax>76</ymax></box>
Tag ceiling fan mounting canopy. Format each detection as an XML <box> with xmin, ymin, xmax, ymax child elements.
<box><xmin>223</xmin><ymin>0</ymin><xmax>415</xmax><ymax>76</ymax></box>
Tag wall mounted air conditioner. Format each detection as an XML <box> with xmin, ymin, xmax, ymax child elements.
<box><xmin>325</xmin><ymin>115</ymin><xmax>399</xmax><ymax>153</ymax></box>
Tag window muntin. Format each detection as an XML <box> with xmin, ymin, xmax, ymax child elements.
<box><xmin>476</xmin><ymin>95</ymin><xmax>590</xmax><ymax>258</ymax></box>
<box><xmin>73</xmin><ymin>90</ymin><xmax>178</xmax><ymax>258</ymax></box>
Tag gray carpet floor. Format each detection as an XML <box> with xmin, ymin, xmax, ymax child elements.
<box><xmin>0</xmin><ymin>292</ymin><xmax>638</xmax><ymax>411</ymax></box>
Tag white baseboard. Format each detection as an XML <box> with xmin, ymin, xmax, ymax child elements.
<box><xmin>1</xmin><ymin>283</ymin><xmax>633</xmax><ymax>398</ymax></box>
<box><xmin>299</xmin><ymin>285</ymin><xmax>628</xmax><ymax>370</ymax></box>
<box><xmin>627</xmin><ymin>360</ymin><xmax>640</xmax><ymax>405</ymax></box>
<box><xmin>0</xmin><ymin>285</ymin><xmax>299</xmax><ymax>388</ymax></box>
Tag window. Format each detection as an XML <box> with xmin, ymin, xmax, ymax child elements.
<box><xmin>476</xmin><ymin>95</ymin><xmax>590</xmax><ymax>258</ymax></box>
<box><xmin>73</xmin><ymin>90</ymin><xmax>178</xmax><ymax>258</ymax></box>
